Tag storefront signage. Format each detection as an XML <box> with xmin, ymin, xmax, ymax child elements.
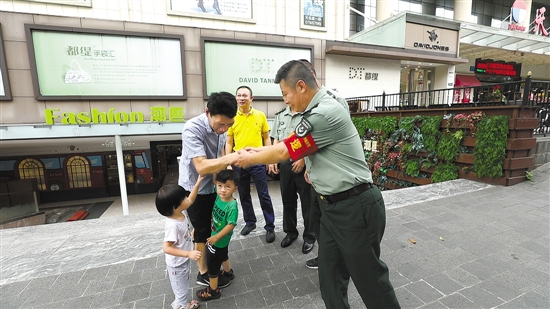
<box><xmin>349</xmin><ymin>67</ymin><xmax>378</xmax><ymax>80</ymax></box>
<box><xmin>533</xmin><ymin>7</ymin><xmax>549</xmax><ymax>36</ymax></box>
<box><xmin>203</xmin><ymin>39</ymin><xmax>312</xmax><ymax>99</ymax></box>
<box><xmin>509</xmin><ymin>0</ymin><xmax>527</xmax><ymax>32</ymax></box>
<box><xmin>301</xmin><ymin>0</ymin><xmax>326</xmax><ymax>30</ymax></box>
<box><xmin>26</xmin><ymin>25</ymin><xmax>186</xmax><ymax>100</ymax></box>
<box><xmin>413</xmin><ymin>29</ymin><xmax>450</xmax><ymax>52</ymax></box>
<box><xmin>474</xmin><ymin>59</ymin><xmax>521</xmax><ymax>77</ymax></box>
<box><xmin>0</xmin><ymin>24</ymin><xmax>12</xmax><ymax>101</ymax></box>
<box><xmin>44</xmin><ymin>107</ymin><xmax>185</xmax><ymax>125</ymax></box>
<box><xmin>168</xmin><ymin>0</ymin><xmax>253</xmax><ymax>21</ymax></box>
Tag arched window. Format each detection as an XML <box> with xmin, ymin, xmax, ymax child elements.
<box><xmin>18</xmin><ymin>159</ymin><xmax>46</xmax><ymax>191</ymax></box>
<box><xmin>67</xmin><ymin>156</ymin><xmax>91</xmax><ymax>188</ymax></box>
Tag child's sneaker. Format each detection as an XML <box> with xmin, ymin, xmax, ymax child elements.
<box><xmin>221</xmin><ymin>269</ymin><xmax>235</xmax><ymax>280</ymax></box>
<box><xmin>197</xmin><ymin>286</ymin><xmax>221</xmax><ymax>300</ymax></box>
<box><xmin>217</xmin><ymin>272</ymin><xmax>232</xmax><ymax>288</ymax></box>
<box><xmin>196</xmin><ymin>272</ymin><xmax>209</xmax><ymax>286</ymax></box>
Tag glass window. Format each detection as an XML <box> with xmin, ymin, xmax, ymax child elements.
<box><xmin>0</xmin><ymin>160</ymin><xmax>16</xmax><ymax>171</ymax></box>
<box><xmin>67</xmin><ymin>156</ymin><xmax>91</xmax><ymax>188</ymax></box>
<box><xmin>87</xmin><ymin>155</ymin><xmax>103</xmax><ymax>167</ymax></box>
<box><xmin>42</xmin><ymin>158</ymin><xmax>61</xmax><ymax>169</ymax></box>
<box><xmin>18</xmin><ymin>159</ymin><xmax>46</xmax><ymax>191</ymax></box>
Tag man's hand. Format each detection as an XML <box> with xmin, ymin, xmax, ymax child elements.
<box><xmin>291</xmin><ymin>158</ymin><xmax>305</xmax><ymax>174</ymax></box>
<box><xmin>304</xmin><ymin>169</ymin><xmax>312</xmax><ymax>184</ymax></box>
<box><xmin>206</xmin><ymin>235</ymin><xmax>219</xmax><ymax>246</ymax></box>
<box><xmin>268</xmin><ymin>163</ymin><xmax>279</xmax><ymax>175</ymax></box>
<box><xmin>235</xmin><ymin>149</ymin><xmax>254</xmax><ymax>168</ymax></box>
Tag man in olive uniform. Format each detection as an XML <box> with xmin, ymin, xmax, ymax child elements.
<box><xmin>269</xmin><ymin>106</ymin><xmax>315</xmax><ymax>254</ymax></box>
<box><xmin>234</xmin><ymin>60</ymin><xmax>400</xmax><ymax>309</ymax></box>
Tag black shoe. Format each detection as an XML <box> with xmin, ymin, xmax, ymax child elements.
<box><xmin>266</xmin><ymin>230</ymin><xmax>275</xmax><ymax>243</ymax></box>
<box><xmin>196</xmin><ymin>271</ymin><xmax>209</xmax><ymax>286</ymax></box>
<box><xmin>197</xmin><ymin>286</ymin><xmax>221</xmax><ymax>300</ymax></box>
<box><xmin>221</xmin><ymin>268</ymin><xmax>234</xmax><ymax>280</ymax></box>
<box><xmin>240</xmin><ymin>224</ymin><xmax>256</xmax><ymax>236</ymax></box>
<box><xmin>280</xmin><ymin>234</ymin><xmax>297</xmax><ymax>248</ymax></box>
<box><xmin>217</xmin><ymin>272</ymin><xmax>232</xmax><ymax>288</ymax></box>
<box><xmin>306</xmin><ymin>257</ymin><xmax>318</xmax><ymax>269</ymax></box>
<box><xmin>302</xmin><ymin>241</ymin><xmax>315</xmax><ymax>254</ymax></box>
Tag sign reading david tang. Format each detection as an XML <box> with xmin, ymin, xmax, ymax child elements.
<box><xmin>25</xmin><ymin>25</ymin><xmax>186</xmax><ymax>100</ymax></box>
<box><xmin>203</xmin><ymin>39</ymin><xmax>312</xmax><ymax>99</ymax></box>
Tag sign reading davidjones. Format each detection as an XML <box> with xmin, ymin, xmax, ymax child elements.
<box><xmin>25</xmin><ymin>25</ymin><xmax>186</xmax><ymax>100</ymax></box>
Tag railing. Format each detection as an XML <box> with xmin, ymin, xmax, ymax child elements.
<box><xmin>346</xmin><ymin>77</ymin><xmax>550</xmax><ymax>136</ymax></box>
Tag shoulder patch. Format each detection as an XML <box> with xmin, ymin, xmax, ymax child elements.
<box><xmin>275</xmin><ymin>107</ymin><xmax>286</xmax><ymax>115</ymax></box>
<box><xmin>295</xmin><ymin>118</ymin><xmax>313</xmax><ymax>138</ymax></box>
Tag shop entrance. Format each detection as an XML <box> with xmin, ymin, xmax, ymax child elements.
<box><xmin>150</xmin><ymin>140</ymin><xmax>181</xmax><ymax>190</ymax></box>
<box><xmin>400</xmin><ymin>62</ymin><xmax>435</xmax><ymax>107</ymax></box>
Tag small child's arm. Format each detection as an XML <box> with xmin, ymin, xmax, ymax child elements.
<box><xmin>186</xmin><ymin>175</ymin><xmax>204</xmax><ymax>206</ymax></box>
<box><xmin>163</xmin><ymin>241</ymin><xmax>202</xmax><ymax>261</ymax></box>
<box><xmin>206</xmin><ymin>224</ymin><xmax>236</xmax><ymax>246</ymax></box>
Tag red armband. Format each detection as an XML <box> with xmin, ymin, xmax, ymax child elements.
<box><xmin>283</xmin><ymin>132</ymin><xmax>319</xmax><ymax>161</ymax></box>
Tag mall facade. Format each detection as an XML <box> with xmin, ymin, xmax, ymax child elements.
<box><xmin>0</xmin><ymin>0</ymin><xmax>548</xmax><ymax>219</ymax></box>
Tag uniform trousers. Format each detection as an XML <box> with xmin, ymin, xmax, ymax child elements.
<box><xmin>279</xmin><ymin>161</ymin><xmax>315</xmax><ymax>243</ymax></box>
<box><xmin>232</xmin><ymin>164</ymin><xmax>275</xmax><ymax>230</ymax></box>
<box><xmin>317</xmin><ymin>185</ymin><xmax>401</xmax><ymax>309</ymax></box>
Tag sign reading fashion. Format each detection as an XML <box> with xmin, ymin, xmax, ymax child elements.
<box><xmin>25</xmin><ymin>25</ymin><xmax>186</xmax><ymax>100</ymax></box>
<box><xmin>44</xmin><ymin>107</ymin><xmax>185</xmax><ymax>125</ymax></box>
<box><xmin>203</xmin><ymin>39</ymin><xmax>312</xmax><ymax>99</ymax></box>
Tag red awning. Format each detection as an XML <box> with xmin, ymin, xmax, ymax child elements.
<box><xmin>455</xmin><ymin>74</ymin><xmax>481</xmax><ymax>87</ymax></box>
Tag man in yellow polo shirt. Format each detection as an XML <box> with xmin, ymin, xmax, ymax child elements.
<box><xmin>225</xmin><ymin>86</ymin><xmax>276</xmax><ymax>243</ymax></box>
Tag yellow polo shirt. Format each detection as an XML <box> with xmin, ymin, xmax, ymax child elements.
<box><xmin>227</xmin><ymin>107</ymin><xmax>270</xmax><ymax>151</ymax></box>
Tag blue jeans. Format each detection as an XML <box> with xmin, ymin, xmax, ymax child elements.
<box><xmin>232</xmin><ymin>164</ymin><xmax>275</xmax><ymax>230</ymax></box>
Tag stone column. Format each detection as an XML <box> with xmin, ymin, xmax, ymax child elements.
<box><xmin>376</xmin><ymin>0</ymin><xmax>397</xmax><ymax>22</ymax></box>
<box><xmin>454</xmin><ymin>0</ymin><xmax>472</xmax><ymax>22</ymax></box>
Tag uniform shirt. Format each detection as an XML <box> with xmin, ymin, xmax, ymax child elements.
<box><xmin>164</xmin><ymin>215</ymin><xmax>194</xmax><ymax>267</ymax></box>
<box><xmin>178</xmin><ymin>113</ymin><xmax>224</xmax><ymax>194</ymax></box>
<box><xmin>227</xmin><ymin>107</ymin><xmax>270</xmax><ymax>151</ymax></box>
<box><xmin>210</xmin><ymin>196</ymin><xmax>239</xmax><ymax>248</ymax></box>
<box><xmin>270</xmin><ymin>107</ymin><xmax>303</xmax><ymax>141</ymax></box>
<box><xmin>322</xmin><ymin>86</ymin><xmax>349</xmax><ymax>112</ymax></box>
<box><xmin>284</xmin><ymin>87</ymin><xmax>373</xmax><ymax>195</ymax></box>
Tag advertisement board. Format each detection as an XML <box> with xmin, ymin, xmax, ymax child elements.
<box><xmin>168</xmin><ymin>0</ymin><xmax>253</xmax><ymax>22</ymax></box>
<box><xmin>301</xmin><ymin>0</ymin><xmax>326</xmax><ymax>30</ymax></box>
<box><xmin>203</xmin><ymin>39</ymin><xmax>312</xmax><ymax>99</ymax></box>
<box><xmin>0</xmin><ymin>24</ymin><xmax>12</xmax><ymax>101</ymax></box>
<box><xmin>28</xmin><ymin>0</ymin><xmax>92</xmax><ymax>7</ymax></box>
<box><xmin>25</xmin><ymin>25</ymin><xmax>186</xmax><ymax>100</ymax></box>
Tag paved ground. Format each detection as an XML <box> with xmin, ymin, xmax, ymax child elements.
<box><xmin>1</xmin><ymin>163</ymin><xmax>549</xmax><ymax>309</ymax></box>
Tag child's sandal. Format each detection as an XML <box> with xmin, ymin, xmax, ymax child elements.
<box><xmin>196</xmin><ymin>287</ymin><xmax>221</xmax><ymax>300</ymax></box>
<box><xmin>186</xmin><ymin>299</ymin><xmax>200</xmax><ymax>309</ymax></box>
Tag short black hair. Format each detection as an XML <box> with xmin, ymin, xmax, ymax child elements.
<box><xmin>298</xmin><ymin>59</ymin><xmax>317</xmax><ymax>77</ymax></box>
<box><xmin>236</xmin><ymin>85</ymin><xmax>253</xmax><ymax>97</ymax></box>
<box><xmin>207</xmin><ymin>92</ymin><xmax>238</xmax><ymax>118</ymax></box>
<box><xmin>274</xmin><ymin>60</ymin><xmax>317</xmax><ymax>88</ymax></box>
<box><xmin>216</xmin><ymin>169</ymin><xmax>239</xmax><ymax>184</ymax></box>
<box><xmin>155</xmin><ymin>184</ymin><xmax>190</xmax><ymax>217</ymax></box>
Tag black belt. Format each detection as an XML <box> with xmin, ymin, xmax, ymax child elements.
<box><xmin>319</xmin><ymin>183</ymin><xmax>373</xmax><ymax>204</ymax></box>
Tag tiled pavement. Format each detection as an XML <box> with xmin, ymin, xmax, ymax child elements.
<box><xmin>1</xmin><ymin>162</ymin><xmax>549</xmax><ymax>309</ymax></box>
